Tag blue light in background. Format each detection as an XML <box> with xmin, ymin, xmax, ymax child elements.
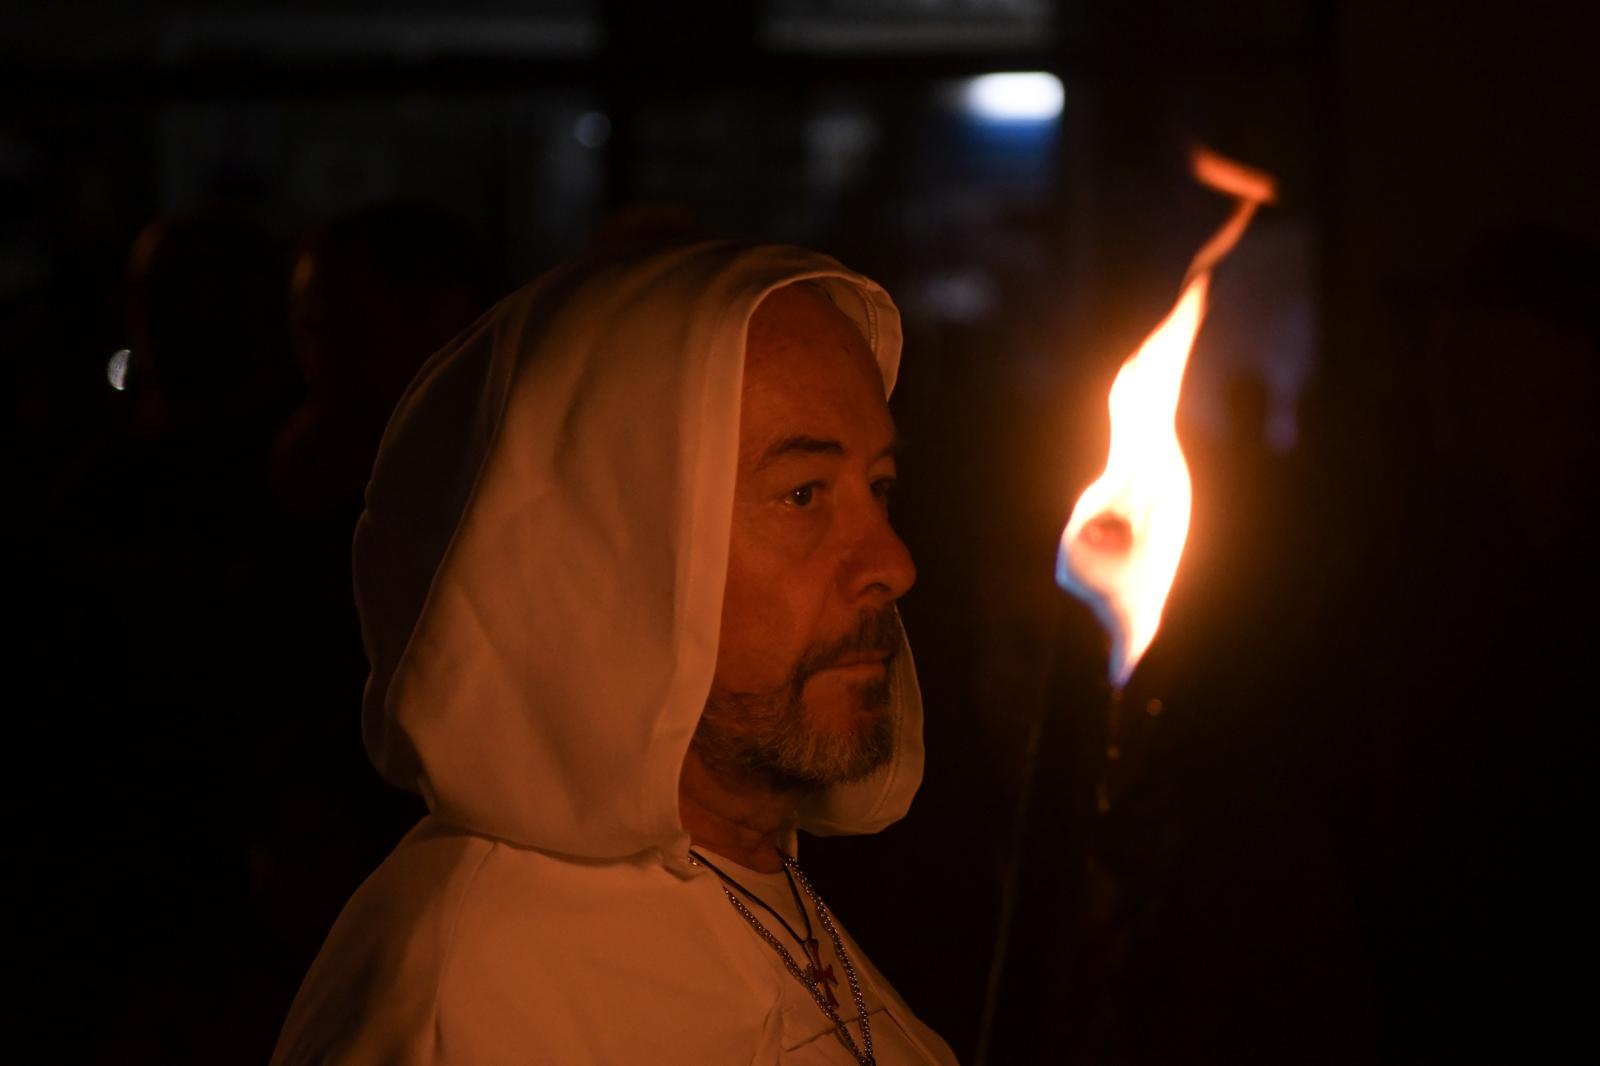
<box><xmin>938</xmin><ymin>71</ymin><xmax>1061</xmax><ymax>193</ymax></box>
<box><xmin>961</xmin><ymin>72</ymin><xmax>1063</xmax><ymax>124</ymax></box>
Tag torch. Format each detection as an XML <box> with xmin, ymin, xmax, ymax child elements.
<box><xmin>1058</xmin><ymin>146</ymin><xmax>1275</xmax><ymax>805</ymax></box>
<box><xmin>975</xmin><ymin>145</ymin><xmax>1275</xmax><ymax>1065</ymax></box>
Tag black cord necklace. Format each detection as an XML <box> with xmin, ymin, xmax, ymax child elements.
<box><xmin>689</xmin><ymin>850</ymin><xmax>816</xmax><ymax>956</ymax></box>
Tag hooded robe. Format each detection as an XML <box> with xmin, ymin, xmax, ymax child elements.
<box><xmin>271</xmin><ymin>240</ymin><xmax>960</xmax><ymax>1065</ymax></box>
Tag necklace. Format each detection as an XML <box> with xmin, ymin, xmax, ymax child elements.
<box><xmin>691</xmin><ymin>850</ymin><xmax>840</xmax><ymax>1006</ymax></box>
<box><xmin>690</xmin><ymin>849</ymin><xmax>876</xmax><ymax>1066</ymax></box>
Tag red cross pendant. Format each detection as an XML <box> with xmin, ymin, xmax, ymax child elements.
<box><xmin>802</xmin><ymin>938</ymin><xmax>840</xmax><ymax>1008</ymax></box>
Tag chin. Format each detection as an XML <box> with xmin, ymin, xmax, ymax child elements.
<box><xmin>793</xmin><ymin>680</ymin><xmax>894</xmax><ymax>785</ymax></box>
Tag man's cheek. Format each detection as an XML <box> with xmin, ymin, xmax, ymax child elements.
<box><xmin>715</xmin><ymin>631</ymin><xmax>795</xmax><ymax>694</ymax></box>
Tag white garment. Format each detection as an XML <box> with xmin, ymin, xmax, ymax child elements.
<box><xmin>273</xmin><ymin>820</ymin><xmax>956</xmax><ymax>1064</ymax></box>
<box><xmin>271</xmin><ymin>240</ymin><xmax>957</xmax><ymax>1064</ymax></box>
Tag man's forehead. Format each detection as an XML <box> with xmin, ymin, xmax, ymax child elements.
<box><xmin>745</xmin><ymin>283</ymin><xmax>876</xmax><ymax>371</ymax></box>
<box><xmin>737</xmin><ymin>281</ymin><xmax>894</xmax><ymax>465</ymax></box>
<box><xmin>755</xmin><ymin>278</ymin><xmax>843</xmax><ymax>323</ymax></box>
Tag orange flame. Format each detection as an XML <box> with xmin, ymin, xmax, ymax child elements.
<box><xmin>1057</xmin><ymin>146</ymin><xmax>1275</xmax><ymax>688</ymax></box>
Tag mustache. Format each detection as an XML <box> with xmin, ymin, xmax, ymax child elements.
<box><xmin>793</xmin><ymin>607</ymin><xmax>904</xmax><ymax>685</ymax></box>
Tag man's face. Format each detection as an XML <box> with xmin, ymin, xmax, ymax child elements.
<box><xmin>693</xmin><ymin>282</ymin><xmax>916</xmax><ymax>794</ymax></box>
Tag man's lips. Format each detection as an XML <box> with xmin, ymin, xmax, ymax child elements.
<box><xmin>821</xmin><ymin>653</ymin><xmax>892</xmax><ymax>671</ymax></box>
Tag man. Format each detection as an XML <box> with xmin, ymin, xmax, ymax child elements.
<box><xmin>272</xmin><ymin>240</ymin><xmax>959</xmax><ymax>1064</ymax></box>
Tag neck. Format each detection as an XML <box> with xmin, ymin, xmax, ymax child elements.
<box><xmin>679</xmin><ymin>747</ymin><xmax>807</xmax><ymax>873</ymax></box>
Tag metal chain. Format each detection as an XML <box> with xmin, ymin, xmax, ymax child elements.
<box><xmin>784</xmin><ymin>855</ymin><xmax>876</xmax><ymax>1066</ymax></box>
<box><xmin>696</xmin><ymin>856</ymin><xmax>875</xmax><ymax>1066</ymax></box>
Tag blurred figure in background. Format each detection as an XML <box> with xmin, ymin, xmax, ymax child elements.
<box><xmin>125</xmin><ymin>213</ymin><xmax>297</xmax><ymax>453</ymax></box>
<box><xmin>273</xmin><ymin>201</ymin><xmax>493</xmax><ymax>534</ymax></box>
<box><xmin>48</xmin><ymin>210</ymin><xmax>294</xmax><ymax>540</ymax></box>
<box><xmin>228</xmin><ymin>203</ymin><xmax>494</xmax><ymax>1060</ymax></box>
<box><xmin>63</xmin><ymin>203</ymin><xmax>490</xmax><ymax>1062</ymax></box>
<box><xmin>15</xmin><ymin>210</ymin><xmax>295</xmax><ymax>1063</ymax></box>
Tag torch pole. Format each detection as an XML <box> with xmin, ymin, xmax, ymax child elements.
<box><xmin>971</xmin><ymin>609</ymin><xmax>1060</xmax><ymax>1066</ymax></box>
<box><xmin>1097</xmin><ymin>685</ymin><xmax>1125</xmax><ymax>815</ymax></box>
<box><xmin>975</xmin><ymin>643</ymin><xmax>1136</xmax><ymax>1066</ymax></box>
<box><xmin>974</xmin><ymin>607</ymin><xmax>1134</xmax><ymax>1066</ymax></box>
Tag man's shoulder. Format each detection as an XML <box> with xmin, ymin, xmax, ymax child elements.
<box><xmin>272</xmin><ymin>821</ymin><xmax>638</xmax><ymax>1064</ymax></box>
<box><xmin>353</xmin><ymin>819</ymin><xmax>688</xmax><ymax>944</ymax></box>
<box><xmin>345</xmin><ymin>817</ymin><xmax>501</xmax><ymax>921</ymax></box>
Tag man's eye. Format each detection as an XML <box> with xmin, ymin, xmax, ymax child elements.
<box><xmin>871</xmin><ymin>477</ymin><xmax>897</xmax><ymax>503</ymax></box>
<box><xmin>787</xmin><ymin>484</ymin><xmax>818</xmax><ymax>507</ymax></box>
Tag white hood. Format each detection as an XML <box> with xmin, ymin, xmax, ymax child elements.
<box><xmin>354</xmin><ymin>239</ymin><xmax>923</xmax><ymax>859</ymax></box>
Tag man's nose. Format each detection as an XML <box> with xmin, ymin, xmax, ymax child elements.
<box><xmin>843</xmin><ymin>500</ymin><xmax>916</xmax><ymax>604</ymax></box>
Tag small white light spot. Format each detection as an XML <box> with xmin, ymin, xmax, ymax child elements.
<box><xmin>107</xmin><ymin>348</ymin><xmax>130</xmax><ymax>391</ymax></box>
<box><xmin>916</xmin><ymin>272</ymin><xmax>999</xmax><ymax>323</ymax></box>
<box><xmin>574</xmin><ymin>111</ymin><xmax>611</xmax><ymax>149</ymax></box>
<box><xmin>963</xmin><ymin>72</ymin><xmax>1064</xmax><ymax>123</ymax></box>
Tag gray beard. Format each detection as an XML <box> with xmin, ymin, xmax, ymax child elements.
<box><xmin>693</xmin><ymin>609</ymin><xmax>901</xmax><ymax>793</ymax></box>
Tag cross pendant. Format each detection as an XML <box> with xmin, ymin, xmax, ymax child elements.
<box><xmin>802</xmin><ymin>938</ymin><xmax>840</xmax><ymax>1009</ymax></box>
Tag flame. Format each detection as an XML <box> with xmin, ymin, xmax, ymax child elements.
<box><xmin>1057</xmin><ymin>146</ymin><xmax>1275</xmax><ymax>688</ymax></box>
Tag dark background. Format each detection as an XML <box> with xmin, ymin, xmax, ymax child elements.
<box><xmin>4</xmin><ymin>1</ymin><xmax>1595</xmax><ymax>1062</ymax></box>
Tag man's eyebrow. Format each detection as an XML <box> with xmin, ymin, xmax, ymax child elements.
<box><xmin>756</xmin><ymin>435</ymin><xmax>844</xmax><ymax>470</ymax></box>
<box><xmin>755</xmin><ymin>433</ymin><xmax>904</xmax><ymax>471</ymax></box>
